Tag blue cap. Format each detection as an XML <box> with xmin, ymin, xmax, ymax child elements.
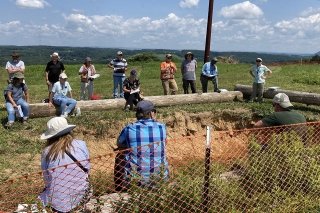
<box><xmin>130</xmin><ymin>69</ymin><xmax>137</xmax><ymax>76</ymax></box>
<box><xmin>136</xmin><ymin>100</ymin><xmax>155</xmax><ymax>113</ymax></box>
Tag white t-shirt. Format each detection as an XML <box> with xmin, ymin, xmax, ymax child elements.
<box><xmin>5</xmin><ymin>60</ymin><xmax>25</xmax><ymax>79</ymax></box>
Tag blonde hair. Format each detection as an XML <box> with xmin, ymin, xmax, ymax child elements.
<box><xmin>45</xmin><ymin>133</ymin><xmax>74</xmax><ymax>162</ymax></box>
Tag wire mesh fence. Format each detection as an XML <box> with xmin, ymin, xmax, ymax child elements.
<box><xmin>1</xmin><ymin>122</ymin><xmax>320</xmax><ymax>212</ymax></box>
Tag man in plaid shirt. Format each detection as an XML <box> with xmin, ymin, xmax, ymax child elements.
<box><xmin>115</xmin><ymin>100</ymin><xmax>169</xmax><ymax>191</ymax></box>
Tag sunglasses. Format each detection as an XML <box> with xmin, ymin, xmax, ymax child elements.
<box><xmin>256</xmin><ymin>60</ymin><xmax>262</xmax><ymax>62</ymax></box>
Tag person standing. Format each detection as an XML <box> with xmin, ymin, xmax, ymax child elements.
<box><xmin>49</xmin><ymin>73</ymin><xmax>77</xmax><ymax>118</ymax></box>
<box><xmin>45</xmin><ymin>52</ymin><xmax>65</xmax><ymax>100</ymax></box>
<box><xmin>181</xmin><ymin>52</ymin><xmax>197</xmax><ymax>94</ymax></box>
<box><xmin>254</xmin><ymin>93</ymin><xmax>306</xmax><ymax>127</ymax></box>
<box><xmin>5</xmin><ymin>51</ymin><xmax>25</xmax><ymax>83</ymax></box>
<box><xmin>160</xmin><ymin>54</ymin><xmax>178</xmax><ymax>95</ymax></box>
<box><xmin>4</xmin><ymin>72</ymin><xmax>29</xmax><ymax>127</ymax></box>
<box><xmin>39</xmin><ymin>117</ymin><xmax>90</xmax><ymax>213</ymax></box>
<box><xmin>249</xmin><ymin>57</ymin><xmax>272</xmax><ymax>103</ymax></box>
<box><xmin>108</xmin><ymin>51</ymin><xmax>128</xmax><ymax>98</ymax></box>
<box><xmin>79</xmin><ymin>57</ymin><xmax>96</xmax><ymax>100</ymax></box>
<box><xmin>114</xmin><ymin>100</ymin><xmax>169</xmax><ymax>191</ymax></box>
<box><xmin>200</xmin><ymin>57</ymin><xmax>221</xmax><ymax>93</ymax></box>
<box><xmin>123</xmin><ymin>69</ymin><xmax>143</xmax><ymax>111</ymax></box>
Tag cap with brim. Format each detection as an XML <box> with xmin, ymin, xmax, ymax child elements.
<box><xmin>50</xmin><ymin>52</ymin><xmax>60</xmax><ymax>59</ymax></box>
<box><xmin>12</xmin><ymin>72</ymin><xmax>24</xmax><ymax>79</ymax></box>
<box><xmin>84</xmin><ymin>57</ymin><xmax>92</xmax><ymax>63</ymax></box>
<box><xmin>184</xmin><ymin>52</ymin><xmax>194</xmax><ymax>59</ymax></box>
<box><xmin>136</xmin><ymin>100</ymin><xmax>155</xmax><ymax>114</ymax></box>
<box><xmin>40</xmin><ymin>117</ymin><xmax>76</xmax><ymax>140</ymax></box>
<box><xmin>166</xmin><ymin>54</ymin><xmax>172</xmax><ymax>58</ymax></box>
<box><xmin>256</xmin><ymin>58</ymin><xmax>262</xmax><ymax>62</ymax></box>
<box><xmin>117</xmin><ymin>51</ymin><xmax>123</xmax><ymax>55</ymax></box>
<box><xmin>273</xmin><ymin>93</ymin><xmax>293</xmax><ymax>108</ymax></box>
<box><xmin>211</xmin><ymin>57</ymin><xmax>218</xmax><ymax>62</ymax></box>
<box><xmin>130</xmin><ymin>69</ymin><xmax>137</xmax><ymax>76</ymax></box>
<box><xmin>59</xmin><ymin>73</ymin><xmax>68</xmax><ymax>79</ymax></box>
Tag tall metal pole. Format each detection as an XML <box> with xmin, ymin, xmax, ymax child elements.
<box><xmin>204</xmin><ymin>0</ymin><xmax>214</xmax><ymax>63</ymax></box>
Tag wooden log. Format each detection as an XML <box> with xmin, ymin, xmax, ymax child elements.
<box><xmin>28</xmin><ymin>91</ymin><xmax>243</xmax><ymax>118</ymax></box>
<box><xmin>234</xmin><ymin>84</ymin><xmax>320</xmax><ymax>105</ymax></box>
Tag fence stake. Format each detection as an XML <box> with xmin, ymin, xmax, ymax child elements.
<box><xmin>202</xmin><ymin>126</ymin><xmax>212</xmax><ymax>212</ymax></box>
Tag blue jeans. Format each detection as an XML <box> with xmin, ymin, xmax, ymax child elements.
<box><xmin>53</xmin><ymin>96</ymin><xmax>77</xmax><ymax>115</ymax></box>
<box><xmin>113</xmin><ymin>76</ymin><xmax>125</xmax><ymax>98</ymax></box>
<box><xmin>6</xmin><ymin>98</ymin><xmax>29</xmax><ymax>122</ymax></box>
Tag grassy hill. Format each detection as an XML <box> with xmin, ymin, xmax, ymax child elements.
<box><xmin>0</xmin><ymin>45</ymin><xmax>311</xmax><ymax>66</ymax></box>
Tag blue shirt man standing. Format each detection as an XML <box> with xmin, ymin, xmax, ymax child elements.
<box><xmin>115</xmin><ymin>100</ymin><xmax>169</xmax><ymax>191</ymax></box>
<box><xmin>200</xmin><ymin>57</ymin><xmax>221</xmax><ymax>93</ymax></box>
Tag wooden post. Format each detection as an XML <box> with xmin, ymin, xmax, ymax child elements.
<box><xmin>202</xmin><ymin>126</ymin><xmax>212</xmax><ymax>212</ymax></box>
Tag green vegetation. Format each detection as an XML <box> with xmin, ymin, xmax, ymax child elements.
<box><xmin>0</xmin><ymin>56</ymin><xmax>320</xmax><ymax>211</ymax></box>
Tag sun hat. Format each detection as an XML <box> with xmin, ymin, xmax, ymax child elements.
<box><xmin>59</xmin><ymin>73</ymin><xmax>68</xmax><ymax>79</ymax></box>
<box><xmin>12</xmin><ymin>72</ymin><xmax>24</xmax><ymax>79</ymax></box>
<box><xmin>272</xmin><ymin>93</ymin><xmax>293</xmax><ymax>108</ymax></box>
<box><xmin>40</xmin><ymin>117</ymin><xmax>76</xmax><ymax>140</ymax></box>
<box><xmin>256</xmin><ymin>57</ymin><xmax>263</xmax><ymax>62</ymax></box>
<box><xmin>84</xmin><ymin>57</ymin><xmax>92</xmax><ymax>62</ymax></box>
<box><xmin>117</xmin><ymin>51</ymin><xmax>123</xmax><ymax>55</ymax></box>
<box><xmin>11</xmin><ymin>51</ymin><xmax>20</xmax><ymax>57</ymax></box>
<box><xmin>130</xmin><ymin>69</ymin><xmax>137</xmax><ymax>76</ymax></box>
<box><xmin>136</xmin><ymin>100</ymin><xmax>155</xmax><ymax>114</ymax></box>
<box><xmin>51</xmin><ymin>52</ymin><xmax>59</xmax><ymax>58</ymax></box>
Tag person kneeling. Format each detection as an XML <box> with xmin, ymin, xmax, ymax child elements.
<box><xmin>4</xmin><ymin>72</ymin><xmax>29</xmax><ymax>127</ymax></box>
<box><xmin>49</xmin><ymin>73</ymin><xmax>77</xmax><ymax>118</ymax></box>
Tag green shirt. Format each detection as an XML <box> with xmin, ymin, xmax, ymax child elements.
<box><xmin>262</xmin><ymin>111</ymin><xmax>306</xmax><ymax>126</ymax></box>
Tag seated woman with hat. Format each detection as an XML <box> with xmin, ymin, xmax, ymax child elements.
<box><xmin>4</xmin><ymin>72</ymin><xmax>29</xmax><ymax>127</ymax></box>
<box><xmin>49</xmin><ymin>73</ymin><xmax>77</xmax><ymax>117</ymax></box>
<box><xmin>122</xmin><ymin>69</ymin><xmax>143</xmax><ymax>111</ymax></box>
<box><xmin>39</xmin><ymin>117</ymin><xmax>90</xmax><ymax>212</ymax></box>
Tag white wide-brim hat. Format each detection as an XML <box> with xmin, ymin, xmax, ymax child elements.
<box><xmin>40</xmin><ymin>117</ymin><xmax>76</xmax><ymax>140</ymax></box>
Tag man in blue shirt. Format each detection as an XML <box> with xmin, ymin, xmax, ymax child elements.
<box><xmin>200</xmin><ymin>57</ymin><xmax>221</xmax><ymax>93</ymax></box>
<box><xmin>115</xmin><ymin>100</ymin><xmax>169</xmax><ymax>191</ymax></box>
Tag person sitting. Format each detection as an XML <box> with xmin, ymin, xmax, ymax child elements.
<box><xmin>123</xmin><ymin>69</ymin><xmax>143</xmax><ymax>111</ymax></box>
<box><xmin>39</xmin><ymin>117</ymin><xmax>90</xmax><ymax>213</ymax></box>
<box><xmin>49</xmin><ymin>73</ymin><xmax>77</xmax><ymax>118</ymax></box>
<box><xmin>4</xmin><ymin>72</ymin><xmax>29</xmax><ymax>127</ymax></box>
<box><xmin>114</xmin><ymin>100</ymin><xmax>169</xmax><ymax>191</ymax></box>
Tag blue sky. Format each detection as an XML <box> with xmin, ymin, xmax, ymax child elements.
<box><xmin>1</xmin><ymin>0</ymin><xmax>320</xmax><ymax>54</ymax></box>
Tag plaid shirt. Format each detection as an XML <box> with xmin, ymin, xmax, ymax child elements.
<box><xmin>117</xmin><ymin>118</ymin><xmax>169</xmax><ymax>185</ymax></box>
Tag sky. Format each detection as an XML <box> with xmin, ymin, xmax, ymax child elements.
<box><xmin>1</xmin><ymin>0</ymin><xmax>320</xmax><ymax>54</ymax></box>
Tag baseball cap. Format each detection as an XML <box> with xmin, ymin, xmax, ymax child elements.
<box><xmin>166</xmin><ymin>54</ymin><xmax>172</xmax><ymax>58</ymax></box>
<box><xmin>256</xmin><ymin>58</ymin><xmax>263</xmax><ymax>62</ymax></box>
<box><xmin>273</xmin><ymin>93</ymin><xmax>293</xmax><ymax>108</ymax></box>
<box><xmin>211</xmin><ymin>57</ymin><xmax>218</xmax><ymax>63</ymax></box>
<box><xmin>85</xmin><ymin>57</ymin><xmax>92</xmax><ymax>62</ymax></box>
<box><xmin>59</xmin><ymin>73</ymin><xmax>68</xmax><ymax>79</ymax></box>
<box><xmin>117</xmin><ymin>51</ymin><xmax>123</xmax><ymax>55</ymax></box>
<box><xmin>136</xmin><ymin>100</ymin><xmax>155</xmax><ymax>114</ymax></box>
<box><xmin>130</xmin><ymin>69</ymin><xmax>137</xmax><ymax>76</ymax></box>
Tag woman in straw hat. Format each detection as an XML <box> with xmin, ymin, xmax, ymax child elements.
<box><xmin>38</xmin><ymin>117</ymin><xmax>90</xmax><ymax>213</ymax></box>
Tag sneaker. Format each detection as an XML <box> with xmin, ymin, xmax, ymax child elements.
<box><xmin>75</xmin><ymin>107</ymin><xmax>81</xmax><ymax>116</ymax></box>
<box><xmin>5</xmin><ymin>122</ymin><xmax>13</xmax><ymax>128</ymax></box>
<box><xmin>60</xmin><ymin>112</ymin><xmax>68</xmax><ymax>118</ymax></box>
<box><xmin>124</xmin><ymin>105</ymin><xmax>130</xmax><ymax>111</ymax></box>
<box><xmin>22</xmin><ymin>119</ymin><xmax>28</xmax><ymax>125</ymax></box>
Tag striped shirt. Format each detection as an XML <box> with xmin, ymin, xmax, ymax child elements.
<box><xmin>117</xmin><ymin>119</ymin><xmax>169</xmax><ymax>185</ymax></box>
<box><xmin>110</xmin><ymin>58</ymin><xmax>128</xmax><ymax>77</ymax></box>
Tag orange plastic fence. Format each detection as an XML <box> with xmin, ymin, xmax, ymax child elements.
<box><xmin>1</xmin><ymin>122</ymin><xmax>320</xmax><ymax>212</ymax></box>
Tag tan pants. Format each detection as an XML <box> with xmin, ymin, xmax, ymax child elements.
<box><xmin>162</xmin><ymin>79</ymin><xmax>178</xmax><ymax>95</ymax></box>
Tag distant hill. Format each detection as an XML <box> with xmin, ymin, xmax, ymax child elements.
<box><xmin>0</xmin><ymin>45</ymin><xmax>311</xmax><ymax>65</ymax></box>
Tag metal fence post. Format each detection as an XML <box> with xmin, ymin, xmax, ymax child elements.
<box><xmin>202</xmin><ymin>126</ymin><xmax>212</xmax><ymax>212</ymax></box>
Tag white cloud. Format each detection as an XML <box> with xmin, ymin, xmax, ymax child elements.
<box><xmin>220</xmin><ymin>1</ymin><xmax>263</xmax><ymax>19</ymax></box>
<box><xmin>179</xmin><ymin>0</ymin><xmax>199</xmax><ymax>8</ymax></box>
<box><xmin>15</xmin><ymin>0</ymin><xmax>49</xmax><ymax>9</ymax></box>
